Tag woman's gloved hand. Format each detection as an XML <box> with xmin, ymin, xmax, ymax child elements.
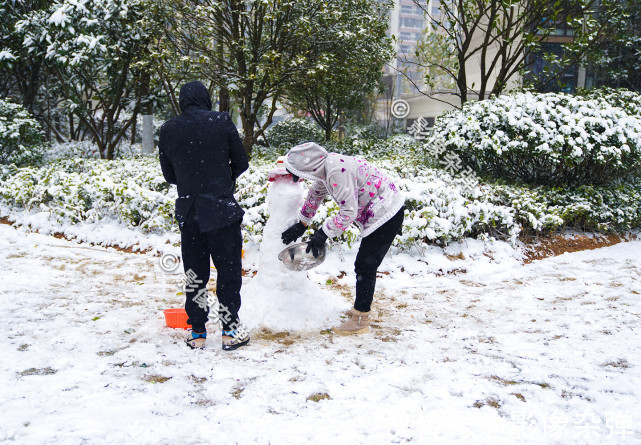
<box><xmin>306</xmin><ymin>228</ymin><xmax>328</xmax><ymax>258</ymax></box>
<box><xmin>281</xmin><ymin>221</ymin><xmax>307</xmax><ymax>245</ymax></box>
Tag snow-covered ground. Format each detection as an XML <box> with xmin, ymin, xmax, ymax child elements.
<box><xmin>1</xmin><ymin>223</ymin><xmax>640</xmax><ymax>444</ymax></box>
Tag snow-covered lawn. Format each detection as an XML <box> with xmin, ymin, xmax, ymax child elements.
<box><xmin>1</xmin><ymin>223</ymin><xmax>640</xmax><ymax>444</ymax></box>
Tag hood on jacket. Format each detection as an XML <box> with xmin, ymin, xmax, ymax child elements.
<box><xmin>284</xmin><ymin>142</ymin><xmax>328</xmax><ymax>182</ymax></box>
<box><xmin>179</xmin><ymin>81</ymin><xmax>213</xmax><ymax>113</ymax></box>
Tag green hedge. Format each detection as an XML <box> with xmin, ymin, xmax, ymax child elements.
<box><xmin>432</xmin><ymin>91</ymin><xmax>641</xmax><ymax>186</ymax></box>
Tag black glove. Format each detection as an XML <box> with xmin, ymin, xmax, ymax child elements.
<box><xmin>306</xmin><ymin>228</ymin><xmax>328</xmax><ymax>258</ymax></box>
<box><xmin>281</xmin><ymin>221</ymin><xmax>306</xmax><ymax>245</ymax></box>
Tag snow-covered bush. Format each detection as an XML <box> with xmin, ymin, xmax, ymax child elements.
<box><xmin>578</xmin><ymin>87</ymin><xmax>641</xmax><ymax>117</ymax></box>
<box><xmin>235</xmin><ymin>159</ymin><xmax>269</xmax><ymax>243</ymax></box>
<box><xmin>42</xmin><ymin>141</ymin><xmax>143</xmax><ymax>163</ymax></box>
<box><xmin>0</xmin><ymin>99</ymin><xmax>45</xmax><ymax>166</ymax></box>
<box><xmin>345</xmin><ymin>123</ymin><xmax>387</xmax><ymax>141</ymax></box>
<box><xmin>0</xmin><ymin>156</ymin><xmax>176</xmax><ymax>230</ymax></box>
<box><xmin>328</xmin><ymin>133</ymin><xmax>427</xmax><ymax>160</ymax></box>
<box><xmin>42</xmin><ymin>141</ymin><xmax>103</xmax><ymax>162</ymax></box>
<box><xmin>264</xmin><ymin>118</ymin><xmax>324</xmax><ymax>153</ymax></box>
<box><xmin>486</xmin><ymin>181</ymin><xmax>641</xmax><ymax>234</ymax></box>
<box><xmin>433</xmin><ymin>92</ymin><xmax>641</xmax><ymax>186</ymax></box>
<box><xmin>1</xmin><ymin>143</ymin><xmax>640</xmax><ymax>249</ymax></box>
<box><xmin>259</xmin><ymin>120</ymin><xmax>422</xmax><ymax>163</ymax></box>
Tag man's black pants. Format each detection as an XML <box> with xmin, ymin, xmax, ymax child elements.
<box><xmin>353</xmin><ymin>207</ymin><xmax>405</xmax><ymax>313</ymax></box>
<box><xmin>181</xmin><ymin>209</ymin><xmax>243</xmax><ymax>333</ymax></box>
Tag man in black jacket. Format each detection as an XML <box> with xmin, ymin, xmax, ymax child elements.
<box><xmin>159</xmin><ymin>81</ymin><xmax>250</xmax><ymax>351</ymax></box>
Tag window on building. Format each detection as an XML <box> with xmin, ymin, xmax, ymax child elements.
<box><xmin>399</xmin><ymin>44</ymin><xmax>413</xmax><ymax>56</ymax></box>
<box><xmin>536</xmin><ymin>2</ymin><xmax>582</xmax><ymax>37</ymax></box>
<box><xmin>526</xmin><ymin>42</ymin><xmax>578</xmax><ymax>93</ymax></box>
<box><xmin>401</xmin><ymin>17</ymin><xmax>424</xmax><ymax>29</ymax></box>
<box><xmin>400</xmin><ymin>1</ymin><xmax>424</xmax><ymax>15</ymax></box>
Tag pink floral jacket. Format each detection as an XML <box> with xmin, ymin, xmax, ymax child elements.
<box><xmin>284</xmin><ymin>142</ymin><xmax>405</xmax><ymax>238</ymax></box>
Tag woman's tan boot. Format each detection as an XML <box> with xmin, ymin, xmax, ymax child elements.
<box><xmin>333</xmin><ymin>309</ymin><xmax>371</xmax><ymax>335</ymax></box>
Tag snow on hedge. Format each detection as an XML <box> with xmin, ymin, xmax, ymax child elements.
<box><xmin>433</xmin><ymin>91</ymin><xmax>641</xmax><ymax>186</ymax></box>
<box><xmin>0</xmin><ymin>157</ymin><xmax>176</xmax><ymax>249</ymax></box>
<box><xmin>1</xmin><ymin>148</ymin><xmax>640</xmax><ymax>251</ymax></box>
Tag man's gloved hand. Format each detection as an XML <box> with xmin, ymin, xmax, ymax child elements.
<box><xmin>281</xmin><ymin>221</ymin><xmax>307</xmax><ymax>245</ymax></box>
<box><xmin>306</xmin><ymin>228</ymin><xmax>328</xmax><ymax>258</ymax></box>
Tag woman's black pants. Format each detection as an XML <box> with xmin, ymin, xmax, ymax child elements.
<box><xmin>353</xmin><ymin>207</ymin><xmax>405</xmax><ymax>312</ymax></box>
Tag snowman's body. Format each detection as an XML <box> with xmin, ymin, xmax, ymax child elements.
<box><xmin>239</xmin><ymin>172</ymin><xmax>344</xmax><ymax>331</ymax></box>
<box><xmin>255</xmin><ymin>176</ymin><xmax>305</xmax><ymax>283</ymax></box>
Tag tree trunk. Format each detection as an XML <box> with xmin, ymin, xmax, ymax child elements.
<box><xmin>324</xmin><ymin>98</ymin><xmax>333</xmax><ymax>141</ymax></box>
<box><xmin>130</xmin><ymin>118</ymin><xmax>137</xmax><ymax>144</ymax></box>
<box><xmin>217</xmin><ymin>29</ymin><xmax>230</xmax><ymax>113</ymax></box>
<box><xmin>219</xmin><ymin>86</ymin><xmax>230</xmax><ymax>113</ymax></box>
<box><xmin>325</xmin><ymin>125</ymin><xmax>332</xmax><ymax>141</ymax></box>
<box><xmin>97</xmin><ymin>140</ymin><xmax>107</xmax><ymax>160</ymax></box>
<box><xmin>69</xmin><ymin>113</ymin><xmax>76</xmax><ymax>140</ymax></box>
<box><xmin>140</xmin><ymin>71</ymin><xmax>154</xmax><ymax>154</ymax></box>
<box><xmin>337</xmin><ymin>115</ymin><xmax>346</xmax><ymax>140</ymax></box>
<box><xmin>242</xmin><ymin>120</ymin><xmax>254</xmax><ymax>158</ymax></box>
<box><xmin>458</xmin><ymin>53</ymin><xmax>468</xmax><ymax>104</ymax></box>
<box><xmin>142</xmin><ymin>114</ymin><xmax>154</xmax><ymax>154</ymax></box>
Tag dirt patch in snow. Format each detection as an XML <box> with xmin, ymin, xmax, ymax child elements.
<box><xmin>253</xmin><ymin>329</ymin><xmax>297</xmax><ymax>345</ymax></box>
<box><xmin>522</xmin><ymin>232</ymin><xmax>639</xmax><ymax>263</ymax></box>
<box><xmin>106</xmin><ymin>244</ymin><xmax>152</xmax><ymax>254</ymax></box>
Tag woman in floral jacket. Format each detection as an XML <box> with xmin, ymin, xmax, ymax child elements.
<box><xmin>281</xmin><ymin>142</ymin><xmax>405</xmax><ymax>334</ymax></box>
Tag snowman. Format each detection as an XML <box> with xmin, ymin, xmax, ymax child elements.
<box><xmin>239</xmin><ymin>157</ymin><xmax>343</xmax><ymax>331</ymax></box>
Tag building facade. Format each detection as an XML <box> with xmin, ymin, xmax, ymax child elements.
<box><xmin>380</xmin><ymin>0</ymin><xmax>592</xmax><ymax>133</ymax></box>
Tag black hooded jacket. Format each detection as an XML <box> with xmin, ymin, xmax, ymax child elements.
<box><xmin>159</xmin><ymin>81</ymin><xmax>249</xmax><ymax>232</ymax></box>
